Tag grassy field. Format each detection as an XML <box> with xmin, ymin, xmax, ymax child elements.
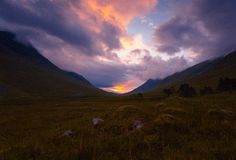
<box><xmin>0</xmin><ymin>92</ymin><xmax>236</xmax><ymax>160</ymax></box>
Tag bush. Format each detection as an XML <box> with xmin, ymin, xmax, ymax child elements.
<box><xmin>178</xmin><ymin>84</ymin><xmax>197</xmax><ymax>97</ymax></box>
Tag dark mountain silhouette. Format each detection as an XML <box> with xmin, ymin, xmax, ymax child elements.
<box><xmin>0</xmin><ymin>31</ymin><xmax>104</xmax><ymax>98</ymax></box>
<box><xmin>63</xmin><ymin>71</ymin><xmax>94</xmax><ymax>87</ymax></box>
<box><xmin>128</xmin><ymin>79</ymin><xmax>161</xmax><ymax>94</ymax></box>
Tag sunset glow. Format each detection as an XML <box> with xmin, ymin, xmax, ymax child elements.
<box><xmin>1</xmin><ymin>0</ymin><xmax>235</xmax><ymax>93</ymax></box>
<box><xmin>1</xmin><ymin>1</ymin><xmax>236</xmax><ymax>158</ymax></box>
<box><xmin>102</xmin><ymin>80</ymin><xmax>137</xmax><ymax>93</ymax></box>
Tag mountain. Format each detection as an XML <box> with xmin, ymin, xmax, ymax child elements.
<box><xmin>0</xmin><ymin>31</ymin><xmax>104</xmax><ymax>98</ymax></box>
<box><xmin>63</xmin><ymin>71</ymin><xmax>94</xmax><ymax>87</ymax></box>
<box><xmin>131</xmin><ymin>50</ymin><xmax>236</xmax><ymax>94</ymax></box>
<box><xmin>128</xmin><ymin>79</ymin><xmax>161</xmax><ymax>94</ymax></box>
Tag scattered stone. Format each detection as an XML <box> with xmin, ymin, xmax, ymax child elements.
<box><xmin>132</xmin><ymin>120</ymin><xmax>144</xmax><ymax>130</ymax></box>
<box><xmin>62</xmin><ymin>129</ymin><xmax>76</xmax><ymax>137</ymax></box>
<box><xmin>92</xmin><ymin>118</ymin><xmax>104</xmax><ymax>128</ymax></box>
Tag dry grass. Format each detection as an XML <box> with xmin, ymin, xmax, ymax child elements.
<box><xmin>0</xmin><ymin>92</ymin><xmax>236</xmax><ymax>159</ymax></box>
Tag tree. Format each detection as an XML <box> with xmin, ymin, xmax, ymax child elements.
<box><xmin>218</xmin><ymin>77</ymin><xmax>236</xmax><ymax>92</ymax></box>
<box><xmin>163</xmin><ymin>87</ymin><xmax>175</xmax><ymax>97</ymax></box>
<box><xmin>178</xmin><ymin>84</ymin><xmax>197</xmax><ymax>97</ymax></box>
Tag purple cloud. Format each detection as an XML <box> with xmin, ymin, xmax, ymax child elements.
<box><xmin>1</xmin><ymin>0</ymin><xmax>235</xmax><ymax>91</ymax></box>
<box><xmin>155</xmin><ymin>0</ymin><xmax>236</xmax><ymax>60</ymax></box>
<box><xmin>0</xmin><ymin>0</ymin><xmax>125</xmax><ymax>88</ymax></box>
<box><xmin>0</xmin><ymin>0</ymin><xmax>122</xmax><ymax>56</ymax></box>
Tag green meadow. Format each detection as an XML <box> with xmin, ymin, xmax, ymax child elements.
<box><xmin>0</xmin><ymin>92</ymin><xmax>235</xmax><ymax>160</ymax></box>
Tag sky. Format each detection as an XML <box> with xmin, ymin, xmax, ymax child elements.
<box><xmin>0</xmin><ymin>0</ymin><xmax>236</xmax><ymax>93</ymax></box>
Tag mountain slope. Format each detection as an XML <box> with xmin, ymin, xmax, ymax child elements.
<box><xmin>63</xmin><ymin>71</ymin><xmax>94</xmax><ymax>87</ymax></box>
<box><xmin>0</xmin><ymin>31</ymin><xmax>104</xmax><ymax>98</ymax></box>
<box><xmin>132</xmin><ymin>51</ymin><xmax>236</xmax><ymax>94</ymax></box>
<box><xmin>128</xmin><ymin>79</ymin><xmax>161</xmax><ymax>94</ymax></box>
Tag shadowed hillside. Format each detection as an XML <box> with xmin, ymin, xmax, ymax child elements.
<box><xmin>0</xmin><ymin>31</ymin><xmax>236</xmax><ymax>160</ymax></box>
<box><xmin>128</xmin><ymin>79</ymin><xmax>161</xmax><ymax>94</ymax></box>
<box><xmin>0</xmin><ymin>31</ymin><xmax>105</xmax><ymax>98</ymax></box>
<box><xmin>131</xmin><ymin>51</ymin><xmax>236</xmax><ymax>95</ymax></box>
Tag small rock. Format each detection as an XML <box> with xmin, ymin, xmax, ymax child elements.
<box><xmin>133</xmin><ymin>120</ymin><xmax>144</xmax><ymax>130</ymax></box>
<box><xmin>62</xmin><ymin>129</ymin><xmax>76</xmax><ymax>137</ymax></box>
<box><xmin>92</xmin><ymin>118</ymin><xmax>104</xmax><ymax>128</ymax></box>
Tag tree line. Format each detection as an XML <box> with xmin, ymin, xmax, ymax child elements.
<box><xmin>162</xmin><ymin>77</ymin><xmax>236</xmax><ymax>97</ymax></box>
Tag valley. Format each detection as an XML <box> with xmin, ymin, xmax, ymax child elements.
<box><xmin>0</xmin><ymin>93</ymin><xmax>236</xmax><ymax>159</ymax></box>
<box><xmin>0</xmin><ymin>31</ymin><xmax>236</xmax><ymax>159</ymax></box>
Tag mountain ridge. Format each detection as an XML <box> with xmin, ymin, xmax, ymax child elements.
<box><xmin>0</xmin><ymin>31</ymin><xmax>105</xmax><ymax>98</ymax></box>
<box><xmin>129</xmin><ymin>50</ymin><xmax>236</xmax><ymax>95</ymax></box>
<box><xmin>127</xmin><ymin>79</ymin><xmax>161</xmax><ymax>94</ymax></box>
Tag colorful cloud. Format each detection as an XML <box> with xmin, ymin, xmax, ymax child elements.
<box><xmin>0</xmin><ymin>0</ymin><xmax>235</xmax><ymax>93</ymax></box>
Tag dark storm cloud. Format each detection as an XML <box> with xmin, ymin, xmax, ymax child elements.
<box><xmin>155</xmin><ymin>0</ymin><xmax>236</xmax><ymax>60</ymax></box>
<box><xmin>0</xmin><ymin>0</ymin><xmax>122</xmax><ymax>55</ymax></box>
<box><xmin>0</xmin><ymin>0</ymin><xmax>93</xmax><ymax>51</ymax></box>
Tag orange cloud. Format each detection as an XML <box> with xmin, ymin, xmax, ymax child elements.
<box><xmin>68</xmin><ymin>0</ymin><xmax>158</xmax><ymax>63</ymax></box>
<box><xmin>68</xmin><ymin>0</ymin><xmax>158</xmax><ymax>91</ymax></box>
<box><xmin>100</xmin><ymin>0</ymin><xmax>157</xmax><ymax>25</ymax></box>
<box><xmin>70</xmin><ymin>0</ymin><xmax>157</xmax><ymax>32</ymax></box>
